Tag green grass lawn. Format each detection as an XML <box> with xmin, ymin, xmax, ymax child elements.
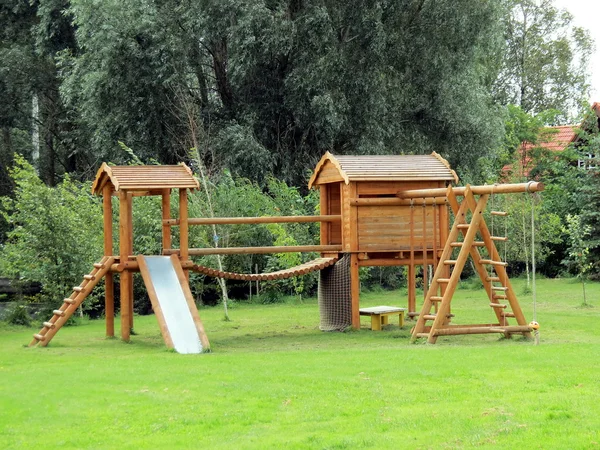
<box><xmin>1</xmin><ymin>277</ymin><xmax>600</xmax><ymax>449</ymax></box>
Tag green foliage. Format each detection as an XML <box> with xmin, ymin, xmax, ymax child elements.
<box><xmin>3</xmin><ymin>302</ymin><xmax>31</xmax><ymax>326</ymax></box>
<box><xmin>0</xmin><ymin>156</ymin><xmax>104</xmax><ymax>314</ymax></box>
<box><xmin>562</xmin><ymin>214</ymin><xmax>592</xmax><ymax>304</ymax></box>
<box><xmin>494</xmin><ymin>0</ymin><xmax>593</xmax><ymax>122</ymax></box>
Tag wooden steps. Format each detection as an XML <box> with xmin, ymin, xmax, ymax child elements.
<box><xmin>30</xmin><ymin>256</ymin><xmax>115</xmax><ymax>347</ymax></box>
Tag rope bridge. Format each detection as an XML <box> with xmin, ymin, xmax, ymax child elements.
<box><xmin>191</xmin><ymin>256</ymin><xmax>339</xmax><ymax>281</ymax></box>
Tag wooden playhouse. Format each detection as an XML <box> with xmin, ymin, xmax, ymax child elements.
<box><xmin>309</xmin><ymin>151</ymin><xmax>458</xmax><ymax>323</ymax></box>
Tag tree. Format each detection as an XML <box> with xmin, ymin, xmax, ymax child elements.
<box><xmin>0</xmin><ymin>156</ymin><xmax>104</xmax><ymax>314</ymax></box>
<box><xmin>493</xmin><ymin>0</ymin><xmax>593</xmax><ymax>123</ymax></box>
<box><xmin>562</xmin><ymin>214</ymin><xmax>592</xmax><ymax>305</ymax></box>
<box><xmin>59</xmin><ymin>0</ymin><xmax>507</xmax><ymax>186</ymax></box>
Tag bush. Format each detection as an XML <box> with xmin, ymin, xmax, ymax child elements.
<box><xmin>4</xmin><ymin>303</ymin><xmax>31</xmax><ymax>326</ymax></box>
<box><xmin>0</xmin><ymin>156</ymin><xmax>104</xmax><ymax>315</ymax></box>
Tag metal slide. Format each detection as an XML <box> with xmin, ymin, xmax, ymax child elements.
<box><xmin>138</xmin><ymin>255</ymin><xmax>210</xmax><ymax>354</ymax></box>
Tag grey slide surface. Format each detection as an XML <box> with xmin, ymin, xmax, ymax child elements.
<box><xmin>143</xmin><ymin>256</ymin><xmax>203</xmax><ymax>354</ymax></box>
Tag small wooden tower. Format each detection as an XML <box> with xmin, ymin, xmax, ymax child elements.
<box><xmin>91</xmin><ymin>163</ymin><xmax>199</xmax><ymax>342</ymax></box>
<box><xmin>309</xmin><ymin>152</ymin><xmax>458</xmax><ymax>326</ymax></box>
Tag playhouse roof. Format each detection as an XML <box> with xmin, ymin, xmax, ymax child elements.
<box><xmin>91</xmin><ymin>163</ymin><xmax>199</xmax><ymax>195</ymax></box>
<box><xmin>308</xmin><ymin>152</ymin><xmax>458</xmax><ymax>188</ymax></box>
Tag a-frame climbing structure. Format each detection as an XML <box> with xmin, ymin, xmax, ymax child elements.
<box><xmin>410</xmin><ymin>185</ymin><xmax>534</xmax><ymax>343</ymax></box>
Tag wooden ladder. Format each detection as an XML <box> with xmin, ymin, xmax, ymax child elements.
<box><xmin>29</xmin><ymin>256</ymin><xmax>115</xmax><ymax>347</ymax></box>
<box><xmin>410</xmin><ymin>186</ymin><xmax>532</xmax><ymax>343</ymax></box>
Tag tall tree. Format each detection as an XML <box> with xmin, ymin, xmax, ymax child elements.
<box><xmin>63</xmin><ymin>0</ymin><xmax>506</xmax><ymax>185</ymax></box>
<box><xmin>493</xmin><ymin>0</ymin><xmax>593</xmax><ymax>123</ymax></box>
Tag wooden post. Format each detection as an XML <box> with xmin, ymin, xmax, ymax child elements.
<box><xmin>346</xmin><ymin>183</ymin><xmax>360</xmax><ymax>329</ymax></box>
<box><xmin>128</xmin><ymin>192</ymin><xmax>134</xmax><ymax>330</ymax></box>
<box><xmin>119</xmin><ymin>191</ymin><xmax>132</xmax><ymax>342</ymax></box>
<box><xmin>350</xmin><ymin>253</ymin><xmax>360</xmax><ymax>329</ymax></box>
<box><xmin>102</xmin><ymin>184</ymin><xmax>114</xmax><ymax>337</ymax></box>
<box><xmin>179</xmin><ymin>189</ymin><xmax>189</xmax><ymax>282</ymax></box>
<box><xmin>408</xmin><ymin>202</ymin><xmax>416</xmax><ymax>316</ymax></box>
<box><xmin>162</xmin><ymin>189</ymin><xmax>171</xmax><ymax>252</ymax></box>
<box><xmin>421</xmin><ymin>200</ymin><xmax>428</xmax><ymax>300</ymax></box>
<box><xmin>439</xmin><ymin>189</ymin><xmax>451</xmax><ymax>313</ymax></box>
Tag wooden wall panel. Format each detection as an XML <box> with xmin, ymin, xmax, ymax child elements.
<box><xmin>357</xmin><ymin>181</ymin><xmax>434</xmax><ymax>196</ymax></box>
<box><xmin>328</xmin><ymin>183</ymin><xmax>342</xmax><ymax>245</ymax></box>
<box><xmin>357</xmin><ymin>205</ymin><xmax>436</xmax><ymax>252</ymax></box>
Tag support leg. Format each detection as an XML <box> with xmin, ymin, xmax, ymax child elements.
<box><xmin>350</xmin><ymin>253</ymin><xmax>360</xmax><ymax>329</ymax></box>
<box><xmin>120</xmin><ymin>271</ymin><xmax>131</xmax><ymax>342</ymax></box>
<box><xmin>371</xmin><ymin>315</ymin><xmax>382</xmax><ymax>331</ymax></box>
<box><xmin>105</xmin><ymin>273</ymin><xmax>114</xmax><ymax>337</ymax></box>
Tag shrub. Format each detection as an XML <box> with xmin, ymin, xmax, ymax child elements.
<box><xmin>0</xmin><ymin>156</ymin><xmax>104</xmax><ymax>315</ymax></box>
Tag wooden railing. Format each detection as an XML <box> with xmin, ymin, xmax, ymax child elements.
<box><xmin>162</xmin><ymin>215</ymin><xmax>342</xmax><ymax>256</ymax></box>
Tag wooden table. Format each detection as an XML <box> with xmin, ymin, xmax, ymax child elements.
<box><xmin>359</xmin><ymin>306</ymin><xmax>407</xmax><ymax>331</ymax></box>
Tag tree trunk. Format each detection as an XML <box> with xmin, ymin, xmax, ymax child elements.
<box><xmin>211</xmin><ymin>38</ymin><xmax>234</xmax><ymax>114</ymax></box>
<box><xmin>0</xmin><ymin>127</ymin><xmax>14</xmax><ymax>196</ymax></box>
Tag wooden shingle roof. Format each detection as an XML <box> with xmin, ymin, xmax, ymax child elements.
<box><xmin>91</xmin><ymin>163</ymin><xmax>199</xmax><ymax>195</ymax></box>
<box><xmin>308</xmin><ymin>152</ymin><xmax>458</xmax><ymax>188</ymax></box>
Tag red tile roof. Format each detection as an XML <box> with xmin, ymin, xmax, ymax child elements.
<box><xmin>520</xmin><ymin>125</ymin><xmax>577</xmax><ymax>153</ymax></box>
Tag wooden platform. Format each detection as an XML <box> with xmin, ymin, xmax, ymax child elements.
<box><xmin>360</xmin><ymin>306</ymin><xmax>406</xmax><ymax>331</ymax></box>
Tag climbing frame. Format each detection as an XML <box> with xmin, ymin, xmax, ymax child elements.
<box><xmin>410</xmin><ymin>185</ymin><xmax>533</xmax><ymax>343</ymax></box>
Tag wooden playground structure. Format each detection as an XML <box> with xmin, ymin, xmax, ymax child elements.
<box><xmin>29</xmin><ymin>152</ymin><xmax>544</xmax><ymax>350</ymax></box>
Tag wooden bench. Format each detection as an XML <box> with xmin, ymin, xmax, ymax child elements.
<box><xmin>359</xmin><ymin>306</ymin><xmax>407</xmax><ymax>331</ymax></box>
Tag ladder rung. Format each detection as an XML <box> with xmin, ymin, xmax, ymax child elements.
<box><xmin>430</xmin><ymin>296</ymin><xmax>443</xmax><ymax>302</ymax></box>
<box><xmin>73</xmin><ymin>286</ymin><xmax>84</xmax><ymax>292</ymax></box>
<box><xmin>502</xmin><ymin>312</ymin><xmax>516</xmax><ymax>318</ymax></box>
<box><xmin>491</xmin><ymin>211</ymin><xmax>508</xmax><ymax>216</ymax></box>
<box><xmin>64</xmin><ymin>298</ymin><xmax>76</xmax><ymax>305</ymax></box>
<box><xmin>437</xmin><ymin>278</ymin><xmax>451</xmax><ymax>283</ymax></box>
<box><xmin>416</xmin><ymin>333</ymin><xmax>430</xmax><ymax>338</ymax></box>
<box><xmin>479</xmin><ymin>259</ymin><xmax>508</xmax><ymax>267</ymax></box>
<box><xmin>83</xmin><ymin>275</ymin><xmax>95</xmax><ymax>281</ymax></box>
<box><xmin>489</xmin><ymin>303</ymin><xmax>507</xmax><ymax>309</ymax></box>
<box><xmin>493</xmin><ymin>295</ymin><xmax>508</xmax><ymax>300</ymax></box>
<box><xmin>53</xmin><ymin>310</ymin><xmax>66</xmax><ymax>317</ymax></box>
<box><xmin>492</xmin><ymin>286</ymin><xmax>508</xmax><ymax>291</ymax></box>
<box><xmin>444</xmin><ymin>260</ymin><xmax>457</xmax><ymax>265</ymax></box>
<box><xmin>43</xmin><ymin>321</ymin><xmax>56</xmax><ymax>329</ymax></box>
<box><xmin>457</xmin><ymin>224</ymin><xmax>471</xmax><ymax>229</ymax></box>
<box><xmin>450</xmin><ymin>242</ymin><xmax>463</xmax><ymax>247</ymax></box>
<box><xmin>33</xmin><ymin>333</ymin><xmax>46</xmax><ymax>341</ymax></box>
<box><xmin>423</xmin><ymin>314</ymin><xmax>437</xmax><ymax>320</ymax></box>
<box><xmin>486</xmin><ymin>276</ymin><xmax>500</xmax><ymax>282</ymax></box>
<box><xmin>491</xmin><ymin>236</ymin><xmax>508</xmax><ymax>242</ymax></box>
<box><xmin>473</xmin><ymin>241</ymin><xmax>486</xmax><ymax>247</ymax></box>
<box><xmin>93</xmin><ymin>263</ymin><xmax>104</xmax><ymax>269</ymax></box>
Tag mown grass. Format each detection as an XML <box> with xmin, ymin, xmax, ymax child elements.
<box><xmin>1</xmin><ymin>277</ymin><xmax>600</xmax><ymax>449</ymax></box>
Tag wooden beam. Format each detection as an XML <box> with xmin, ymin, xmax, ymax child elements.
<box><xmin>179</xmin><ymin>189</ymin><xmax>189</xmax><ymax>282</ymax></box>
<box><xmin>350</xmin><ymin>197</ymin><xmax>446</xmax><ymax>207</ymax></box>
<box><xmin>350</xmin><ymin>253</ymin><xmax>360</xmax><ymax>329</ymax></box>
<box><xmin>162</xmin><ymin>189</ymin><xmax>171</xmax><ymax>251</ymax></box>
<box><xmin>397</xmin><ymin>181</ymin><xmax>544</xmax><ymax>199</ymax></box>
<box><xmin>166</xmin><ymin>245</ymin><xmax>343</xmax><ymax>256</ymax></box>
<box><xmin>102</xmin><ymin>184</ymin><xmax>114</xmax><ymax>338</ymax></box>
<box><xmin>164</xmin><ymin>215</ymin><xmax>342</xmax><ymax>226</ymax></box>
<box><xmin>119</xmin><ymin>191</ymin><xmax>132</xmax><ymax>342</ymax></box>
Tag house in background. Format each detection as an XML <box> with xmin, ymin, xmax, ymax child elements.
<box><xmin>505</xmin><ymin>102</ymin><xmax>600</xmax><ymax>177</ymax></box>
